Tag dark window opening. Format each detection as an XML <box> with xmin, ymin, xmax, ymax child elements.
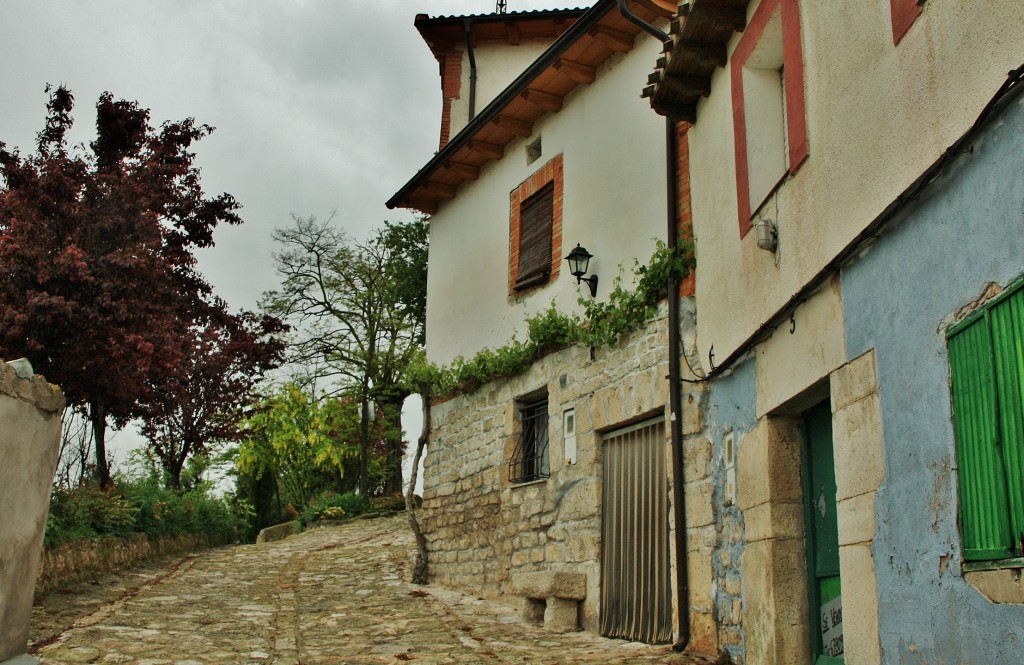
<box><xmin>510</xmin><ymin>396</ymin><xmax>550</xmax><ymax>483</ymax></box>
<box><xmin>515</xmin><ymin>182</ymin><xmax>554</xmax><ymax>291</ymax></box>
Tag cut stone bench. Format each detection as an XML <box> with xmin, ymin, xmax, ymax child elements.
<box><xmin>510</xmin><ymin>571</ymin><xmax>586</xmax><ymax>633</ymax></box>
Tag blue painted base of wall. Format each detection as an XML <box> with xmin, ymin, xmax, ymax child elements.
<box><xmin>841</xmin><ymin>86</ymin><xmax>1024</xmax><ymax>663</ymax></box>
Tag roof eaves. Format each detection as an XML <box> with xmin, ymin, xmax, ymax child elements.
<box><xmin>387</xmin><ymin>0</ymin><xmax>619</xmax><ymax>211</ymax></box>
<box><xmin>643</xmin><ymin>0</ymin><xmax>749</xmax><ymax>122</ymax></box>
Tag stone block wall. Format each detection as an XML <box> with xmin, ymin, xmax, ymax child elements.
<box><xmin>421</xmin><ymin>310</ymin><xmax>673</xmax><ymax>633</ymax></box>
<box><xmin>0</xmin><ymin>359</ymin><xmax>65</xmax><ymax>662</ymax></box>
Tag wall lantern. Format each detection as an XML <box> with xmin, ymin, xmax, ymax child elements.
<box><xmin>565</xmin><ymin>243</ymin><xmax>599</xmax><ymax>297</ymax></box>
<box><xmin>755</xmin><ymin>218</ymin><xmax>778</xmax><ymax>253</ymax></box>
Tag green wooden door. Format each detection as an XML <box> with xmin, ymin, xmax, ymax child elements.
<box><xmin>805</xmin><ymin>401</ymin><xmax>844</xmax><ymax>664</ymax></box>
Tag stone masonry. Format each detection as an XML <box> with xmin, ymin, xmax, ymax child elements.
<box><xmin>421</xmin><ymin>301</ymin><xmax>721</xmax><ymax>649</ymax></box>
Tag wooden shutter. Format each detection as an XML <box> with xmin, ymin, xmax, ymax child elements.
<box><xmin>948</xmin><ymin>312</ymin><xmax>1013</xmax><ymax>560</ymax></box>
<box><xmin>515</xmin><ymin>182</ymin><xmax>554</xmax><ymax>290</ymax></box>
<box><xmin>989</xmin><ymin>286</ymin><xmax>1024</xmax><ymax>557</ymax></box>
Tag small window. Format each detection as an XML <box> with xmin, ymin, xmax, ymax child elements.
<box><xmin>510</xmin><ymin>395</ymin><xmax>550</xmax><ymax>483</ymax></box>
<box><xmin>514</xmin><ymin>182</ymin><xmax>554</xmax><ymax>291</ymax></box>
<box><xmin>527</xmin><ymin>136</ymin><xmax>543</xmax><ymax>165</ymax></box>
<box><xmin>947</xmin><ymin>276</ymin><xmax>1024</xmax><ymax>562</ymax></box>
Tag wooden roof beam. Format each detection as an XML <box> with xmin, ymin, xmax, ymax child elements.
<box><xmin>444</xmin><ymin>161</ymin><xmax>480</xmax><ymax>180</ymax></box>
<box><xmin>493</xmin><ymin>115</ymin><xmax>534</xmax><ymax>137</ymax></box>
<box><xmin>652</xmin><ymin>99</ymin><xmax>697</xmax><ymax>123</ymax></box>
<box><xmin>672</xmin><ymin>41</ymin><xmax>728</xmax><ymax>67</ymax></box>
<box><xmin>591</xmin><ymin>25</ymin><xmax>634</xmax><ymax>53</ymax></box>
<box><xmin>691</xmin><ymin>4</ymin><xmax>746</xmax><ymax>32</ymax></box>
<box><xmin>634</xmin><ymin>0</ymin><xmax>678</xmax><ymax>17</ymax></box>
<box><xmin>522</xmin><ymin>88</ymin><xmax>564</xmax><ymax>112</ymax></box>
<box><xmin>408</xmin><ymin>197</ymin><xmax>438</xmax><ymax>215</ymax></box>
<box><xmin>657</xmin><ymin>72</ymin><xmax>712</xmax><ymax>97</ymax></box>
<box><xmin>424</xmin><ymin>181</ymin><xmax>456</xmax><ymax>200</ymax></box>
<box><xmin>554</xmin><ymin>58</ymin><xmax>596</xmax><ymax>84</ymax></box>
<box><xmin>467</xmin><ymin>139</ymin><xmax>504</xmax><ymax>160</ymax></box>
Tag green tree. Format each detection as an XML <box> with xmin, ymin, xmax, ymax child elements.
<box><xmin>236</xmin><ymin>383</ymin><xmax>357</xmax><ymax>509</ymax></box>
<box><xmin>262</xmin><ymin>215</ymin><xmax>427</xmax><ymax>495</ymax></box>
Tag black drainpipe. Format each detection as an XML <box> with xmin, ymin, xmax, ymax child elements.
<box><xmin>614</xmin><ymin>0</ymin><xmax>691</xmax><ymax>652</ymax></box>
<box><xmin>464</xmin><ymin>18</ymin><xmax>478</xmax><ymax>121</ymax></box>
<box><xmin>665</xmin><ymin>116</ymin><xmax>690</xmax><ymax>653</ymax></box>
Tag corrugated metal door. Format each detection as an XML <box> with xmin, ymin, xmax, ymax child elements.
<box><xmin>600</xmin><ymin>417</ymin><xmax>672</xmax><ymax>644</ymax></box>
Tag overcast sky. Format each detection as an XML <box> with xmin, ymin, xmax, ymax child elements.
<box><xmin>0</xmin><ymin>0</ymin><xmax>567</xmax><ymax>312</ymax></box>
<box><xmin>0</xmin><ymin>0</ymin><xmax>571</xmax><ymax>475</ymax></box>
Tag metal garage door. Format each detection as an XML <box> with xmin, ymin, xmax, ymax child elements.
<box><xmin>600</xmin><ymin>417</ymin><xmax>672</xmax><ymax>644</ymax></box>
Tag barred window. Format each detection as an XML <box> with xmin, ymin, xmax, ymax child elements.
<box><xmin>509</xmin><ymin>396</ymin><xmax>550</xmax><ymax>484</ymax></box>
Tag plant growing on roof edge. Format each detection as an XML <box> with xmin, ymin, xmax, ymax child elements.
<box><xmin>407</xmin><ymin>240</ymin><xmax>694</xmax><ymax>399</ymax></box>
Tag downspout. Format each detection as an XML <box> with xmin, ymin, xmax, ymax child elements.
<box><xmin>617</xmin><ymin>0</ymin><xmax>671</xmax><ymax>42</ymax></box>
<box><xmin>665</xmin><ymin>117</ymin><xmax>691</xmax><ymax>653</ymax></box>
<box><xmin>464</xmin><ymin>18</ymin><xmax>478</xmax><ymax>121</ymax></box>
<box><xmin>614</xmin><ymin>0</ymin><xmax>690</xmax><ymax>651</ymax></box>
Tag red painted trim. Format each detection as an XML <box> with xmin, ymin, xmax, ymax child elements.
<box><xmin>890</xmin><ymin>0</ymin><xmax>923</xmax><ymax>46</ymax></box>
<box><xmin>730</xmin><ymin>0</ymin><xmax>808</xmax><ymax>238</ymax></box>
<box><xmin>781</xmin><ymin>0</ymin><xmax>808</xmax><ymax>173</ymax></box>
<box><xmin>508</xmin><ymin>155</ymin><xmax>563</xmax><ymax>297</ymax></box>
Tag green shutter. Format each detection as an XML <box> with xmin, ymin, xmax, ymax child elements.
<box><xmin>989</xmin><ymin>286</ymin><xmax>1024</xmax><ymax>557</ymax></box>
<box><xmin>948</xmin><ymin>314</ymin><xmax>1013</xmax><ymax>560</ymax></box>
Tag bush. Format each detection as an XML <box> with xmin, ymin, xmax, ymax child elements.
<box><xmin>369</xmin><ymin>494</ymin><xmax>406</xmax><ymax>513</ymax></box>
<box><xmin>300</xmin><ymin>491</ymin><xmax>369</xmax><ymax>526</ymax></box>
<box><xmin>44</xmin><ymin>478</ymin><xmax>248</xmax><ymax>549</ymax></box>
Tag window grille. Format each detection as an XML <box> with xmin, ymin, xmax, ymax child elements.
<box><xmin>509</xmin><ymin>397</ymin><xmax>550</xmax><ymax>483</ymax></box>
<box><xmin>947</xmin><ymin>276</ymin><xmax>1024</xmax><ymax>561</ymax></box>
<box><xmin>514</xmin><ymin>182</ymin><xmax>554</xmax><ymax>290</ymax></box>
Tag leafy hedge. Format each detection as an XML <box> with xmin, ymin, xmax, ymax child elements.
<box><xmin>407</xmin><ymin>241</ymin><xmax>693</xmax><ymax>398</ymax></box>
<box><xmin>45</xmin><ymin>478</ymin><xmax>252</xmax><ymax>549</ymax></box>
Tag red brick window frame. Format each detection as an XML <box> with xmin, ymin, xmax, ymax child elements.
<box><xmin>890</xmin><ymin>0</ymin><xmax>924</xmax><ymax>45</ymax></box>
<box><xmin>509</xmin><ymin>155</ymin><xmax>563</xmax><ymax>297</ymax></box>
<box><xmin>731</xmin><ymin>0</ymin><xmax>808</xmax><ymax>238</ymax></box>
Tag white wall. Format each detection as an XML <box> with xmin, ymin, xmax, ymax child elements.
<box><xmin>426</xmin><ymin>34</ymin><xmax>669</xmax><ymax>365</ymax></box>
<box><xmin>449</xmin><ymin>40</ymin><xmax>552</xmax><ymax>139</ymax></box>
<box><xmin>687</xmin><ymin>0</ymin><xmax>1024</xmax><ymax>363</ymax></box>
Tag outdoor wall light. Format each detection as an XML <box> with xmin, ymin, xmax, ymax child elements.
<box><xmin>565</xmin><ymin>243</ymin><xmax>599</xmax><ymax>297</ymax></box>
<box><xmin>755</xmin><ymin>218</ymin><xmax>778</xmax><ymax>253</ymax></box>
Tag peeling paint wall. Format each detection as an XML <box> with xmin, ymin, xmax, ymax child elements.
<box><xmin>698</xmin><ymin>357</ymin><xmax>758</xmax><ymax>663</ymax></box>
<box><xmin>840</xmin><ymin>87</ymin><xmax>1024</xmax><ymax>664</ymax></box>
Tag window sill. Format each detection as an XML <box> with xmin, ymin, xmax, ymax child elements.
<box><xmin>963</xmin><ymin>557</ymin><xmax>1024</xmax><ymax>573</ymax></box>
<box><xmin>509</xmin><ymin>477</ymin><xmax>549</xmax><ymax>489</ymax></box>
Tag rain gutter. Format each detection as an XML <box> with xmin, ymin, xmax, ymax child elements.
<box><xmin>387</xmin><ymin>0</ymin><xmax>620</xmax><ymax>210</ymax></box>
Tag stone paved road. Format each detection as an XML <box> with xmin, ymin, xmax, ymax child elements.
<box><xmin>33</xmin><ymin>515</ymin><xmax>713</xmax><ymax>665</ymax></box>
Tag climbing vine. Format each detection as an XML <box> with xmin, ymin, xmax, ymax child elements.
<box><xmin>406</xmin><ymin>240</ymin><xmax>694</xmax><ymax>399</ymax></box>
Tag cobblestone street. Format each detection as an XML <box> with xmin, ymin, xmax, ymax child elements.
<box><xmin>31</xmin><ymin>515</ymin><xmax>713</xmax><ymax>665</ymax></box>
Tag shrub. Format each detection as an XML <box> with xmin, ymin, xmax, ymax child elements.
<box><xmin>44</xmin><ymin>478</ymin><xmax>247</xmax><ymax>549</ymax></box>
<box><xmin>300</xmin><ymin>491</ymin><xmax>369</xmax><ymax>526</ymax></box>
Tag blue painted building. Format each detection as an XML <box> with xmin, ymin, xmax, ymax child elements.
<box><xmin>841</xmin><ymin>79</ymin><xmax>1024</xmax><ymax>663</ymax></box>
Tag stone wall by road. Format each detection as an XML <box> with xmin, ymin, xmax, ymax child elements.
<box><xmin>0</xmin><ymin>358</ymin><xmax>64</xmax><ymax>662</ymax></box>
<box><xmin>421</xmin><ymin>310</ymin><xmax>674</xmax><ymax>633</ymax></box>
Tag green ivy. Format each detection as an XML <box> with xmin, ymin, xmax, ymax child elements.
<box><xmin>407</xmin><ymin>241</ymin><xmax>693</xmax><ymax>399</ymax></box>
